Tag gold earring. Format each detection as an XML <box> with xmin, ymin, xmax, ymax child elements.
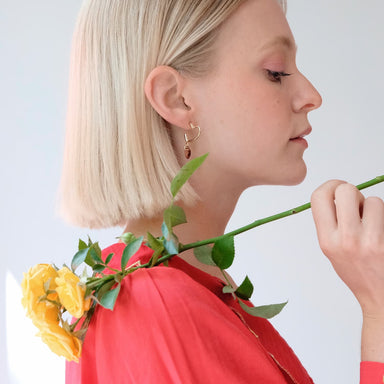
<box><xmin>184</xmin><ymin>122</ymin><xmax>201</xmax><ymax>159</ymax></box>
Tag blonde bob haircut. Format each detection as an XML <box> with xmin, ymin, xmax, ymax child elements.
<box><xmin>59</xmin><ymin>0</ymin><xmax>287</xmax><ymax>229</ymax></box>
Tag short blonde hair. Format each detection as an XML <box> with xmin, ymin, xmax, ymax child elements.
<box><xmin>59</xmin><ymin>0</ymin><xmax>287</xmax><ymax>229</ymax></box>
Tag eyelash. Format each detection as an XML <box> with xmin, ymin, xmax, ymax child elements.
<box><xmin>266</xmin><ymin>70</ymin><xmax>292</xmax><ymax>84</ymax></box>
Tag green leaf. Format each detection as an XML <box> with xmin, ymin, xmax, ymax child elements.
<box><xmin>92</xmin><ymin>264</ymin><xmax>106</xmax><ymax>273</ymax></box>
<box><xmin>105</xmin><ymin>253</ymin><xmax>114</xmax><ymax>265</ymax></box>
<box><xmin>73</xmin><ymin>328</ymin><xmax>88</xmax><ymax>340</ymax></box>
<box><xmin>95</xmin><ymin>279</ymin><xmax>115</xmax><ymax>301</ymax></box>
<box><xmin>163</xmin><ymin>234</ymin><xmax>179</xmax><ymax>256</ymax></box>
<box><xmin>84</xmin><ymin>249</ymin><xmax>98</xmax><ymax>268</ymax></box>
<box><xmin>235</xmin><ymin>276</ymin><xmax>254</xmax><ymax>300</ymax></box>
<box><xmin>222</xmin><ymin>285</ymin><xmax>235</xmax><ymax>294</ymax></box>
<box><xmin>161</xmin><ymin>221</ymin><xmax>171</xmax><ymax>240</ymax></box>
<box><xmin>73</xmin><ymin>243</ymin><xmax>102</xmax><ymax>269</ymax></box>
<box><xmin>193</xmin><ymin>245</ymin><xmax>216</xmax><ymax>266</ymax></box>
<box><xmin>146</xmin><ymin>232</ymin><xmax>164</xmax><ymax>252</ymax></box>
<box><xmin>99</xmin><ymin>284</ymin><xmax>121</xmax><ymax>310</ymax></box>
<box><xmin>89</xmin><ymin>247</ymin><xmax>104</xmax><ymax>265</ymax></box>
<box><xmin>71</xmin><ymin>248</ymin><xmax>90</xmax><ymax>271</ymax></box>
<box><xmin>114</xmin><ymin>274</ymin><xmax>123</xmax><ymax>283</ymax></box>
<box><xmin>87</xmin><ymin>236</ymin><xmax>94</xmax><ymax>247</ymax></box>
<box><xmin>78</xmin><ymin>239</ymin><xmax>88</xmax><ymax>251</ymax></box>
<box><xmin>93</xmin><ymin>242</ymin><xmax>102</xmax><ymax>257</ymax></box>
<box><xmin>212</xmin><ymin>236</ymin><xmax>235</xmax><ymax>269</ymax></box>
<box><xmin>121</xmin><ymin>236</ymin><xmax>144</xmax><ymax>270</ymax></box>
<box><xmin>43</xmin><ymin>278</ymin><xmax>52</xmax><ymax>293</ymax></box>
<box><xmin>170</xmin><ymin>153</ymin><xmax>209</xmax><ymax>198</ymax></box>
<box><xmin>84</xmin><ymin>285</ymin><xmax>93</xmax><ymax>299</ymax></box>
<box><xmin>238</xmin><ymin>300</ymin><xmax>288</xmax><ymax>319</ymax></box>
<box><xmin>163</xmin><ymin>205</ymin><xmax>187</xmax><ymax>229</ymax></box>
<box><xmin>150</xmin><ymin>248</ymin><xmax>164</xmax><ymax>267</ymax></box>
<box><xmin>118</xmin><ymin>232</ymin><xmax>137</xmax><ymax>245</ymax></box>
<box><xmin>146</xmin><ymin>232</ymin><xmax>165</xmax><ymax>267</ymax></box>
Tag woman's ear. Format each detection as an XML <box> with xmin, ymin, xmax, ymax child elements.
<box><xmin>144</xmin><ymin>66</ymin><xmax>193</xmax><ymax>128</ymax></box>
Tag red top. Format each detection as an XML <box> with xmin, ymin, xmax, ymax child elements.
<box><xmin>66</xmin><ymin>243</ymin><xmax>384</xmax><ymax>383</ymax></box>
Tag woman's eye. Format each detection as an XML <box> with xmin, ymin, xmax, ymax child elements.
<box><xmin>266</xmin><ymin>70</ymin><xmax>292</xmax><ymax>84</ymax></box>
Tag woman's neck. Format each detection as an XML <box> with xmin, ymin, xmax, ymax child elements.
<box><xmin>122</xmin><ymin>182</ymin><xmax>243</xmax><ymax>284</ymax></box>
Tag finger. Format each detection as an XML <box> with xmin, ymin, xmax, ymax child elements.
<box><xmin>362</xmin><ymin>196</ymin><xmax>384</xmax><ymax>235</ymax></box>
<box><xmin>311</xmin><ymin>180</ymin><xmax>346</xmax><ymax>239</ymax></box>
<box><xmin>334</xmin><ymin>183</ymin><xmax>364</xmax><ymax>233</ymax></box>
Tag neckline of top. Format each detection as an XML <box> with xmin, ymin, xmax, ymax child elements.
<box><xmin>102</xmin><ymin>241</ymin><xmax>227</xmax><ymax>290</ymax></box>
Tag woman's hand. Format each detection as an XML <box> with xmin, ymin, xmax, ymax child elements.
<box><xmin>311</xmin><ymin>180</ymin><xmax>384</xmax><ymax>362</ymax></box>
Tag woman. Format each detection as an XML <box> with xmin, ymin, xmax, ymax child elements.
<box><xmin>61</xmin><ymin>0</ymin><xmax>384</xmax><ymax>382</ymax></box>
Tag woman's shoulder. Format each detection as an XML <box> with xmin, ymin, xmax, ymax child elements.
<box><xmin>100</xmin><ymin>242</ymin><xmax>227</xmax><ymax>313</ymax></box>
<box><xmin>72</xmin><ymin>242</ymin><xmax>313</xmax><ymax>384</ymax></box>
<box><xmin>100</xmin><ymin>241</ymin><xmax>227</xmax><ymax>306</ymax></box>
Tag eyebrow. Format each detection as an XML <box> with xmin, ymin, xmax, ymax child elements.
<box><xmin>259</xmin><ymin>36</ymin><xmax>298</xmax><ymax>53</ymax></box>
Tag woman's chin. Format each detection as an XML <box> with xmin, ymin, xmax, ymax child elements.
<box><xmin>282</xmin><ymin>164</ymin><xmax>307</xmax><ymax>186</ymax></box>
<box><xmin>266</xmin><ymin>162</ymin><xmax>308</xmax><ymax>186</ymax></box>
<box><xmin>241</xmin><ymin>160</ymin><xmax>308</xmax><ymax>188</ymax></box>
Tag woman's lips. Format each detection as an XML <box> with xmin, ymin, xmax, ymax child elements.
<box><xmin>290</xmin><ymin>137</ymin><xmax>308</xmax><ymax>148</ymax></box>
<box><xmin>290</xmin><ymin>126</ymin><xmax>312</xmax><ymax>140</ymax></box>
<box><xmin>289</xmin><ymin>126</ymin><xmax>312</xmax><ymax>148</ymax></box>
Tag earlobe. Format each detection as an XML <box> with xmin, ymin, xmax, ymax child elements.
<box><xmin>144</xmin><ymin>66</ymin><xmax>193</xmax><ymax>128</ymax></box>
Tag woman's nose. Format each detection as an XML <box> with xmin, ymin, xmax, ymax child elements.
<box><xmin>292</xmin><ymin>72</ymin><xmax>323</xmax><ymax>113</ymax></box>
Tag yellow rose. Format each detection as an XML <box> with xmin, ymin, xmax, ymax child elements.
<box><xmin>55</xmin><ymin>267</ymin><xmax>91</xmax><ymax>318</ymax></box>
<box><xmin>21</xmin><ymin>264</ymin><xmax>60</xmax><ymax>325</ymax></box>
<box><xmin>38</xmin><ymin>323</ymin><xmax>82</xmax><ymax>362</ymax></box>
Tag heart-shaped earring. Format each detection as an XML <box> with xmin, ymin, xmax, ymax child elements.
<box><xmin>184</xmin><ymin>122</ymin><xmax>201</xmax><ymax>159</ymax></box>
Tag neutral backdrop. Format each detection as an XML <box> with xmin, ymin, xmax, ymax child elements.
<box><xmin>1</xmin><ymin>1</ymin><xmax>384</xmax><ymax>383</ymax></box>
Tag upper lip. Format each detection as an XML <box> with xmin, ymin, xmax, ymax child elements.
<box><xmin>290</xmin><ymin>126</ymin><xmax>312</xmax><ymax>140</ymax></box>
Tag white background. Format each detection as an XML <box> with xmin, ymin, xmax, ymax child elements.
<box><xmin>1</xmin><ymin>1</ymin><xmax>384</xmax><ymax>383</ymax></box>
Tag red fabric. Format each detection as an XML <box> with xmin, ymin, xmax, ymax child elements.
<box><xmin>360</xmin><ymin>361</ymin><xmax>384</xmax><ymax>384</ymax></box>
<box><xmin>66</xmin><ymin>242</ymin><xmax>312</xmax><ymax>383</ymax></box>
<box><xmin>64</xmin><ymin>242</ymin><xmax>377</xmax><ymax>383</ymax></box>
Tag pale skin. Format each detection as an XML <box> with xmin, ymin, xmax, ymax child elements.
<box><xmin>124</xmin><ymin>0</ymin><xmax>384</xmax><ymax>364</ymax></box>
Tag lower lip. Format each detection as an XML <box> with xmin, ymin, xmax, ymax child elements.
<box><xmin>289</xmin><ymin>137</ymin><xmax>308</xmax><ymax>148</ymax></box>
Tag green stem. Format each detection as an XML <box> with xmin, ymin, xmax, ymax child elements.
<box><xmin>69</xmin><ymin>316</ymin><xmax>82</xmax><ymax>331</ymax></box>
<box><xmin>179</xmin><ymin>175</ymin><xmax>384</xmax><ymax>252</ymax></box>
<box><xmin>86</xmin><ymin>274</ymin><xmax>115</xmax><ymax>288</ymax></box>
<box><xmin>154</xmin><ymin>253</ymin><xmax>175</xmax><ymax>266</ymax></box>
<box><xmin>122</xmin><ymin>267</ymin><xmax>139</xmax><ymax>277</ymax></box>
<box><xmin>221</xmin><ymin>269</ymin><xmax>232</xmax><ymax>287</ymax></box>
<box><xmin>220</xmin><ymin>269</ymin><xmax>238</xmax><ymax>300</ymax></box>
<box><xmin>130</xmin><ymin>175</ymin><xmax>384</xmax><ymax>269</ymax></box>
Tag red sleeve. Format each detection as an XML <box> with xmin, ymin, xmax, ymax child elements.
<box><xmin>360</xmin><ymin>361</ymin><xmax>384</xmax><ymax>384</ymax></box>
<box><xmin>68</xmin><ymin>265</ymin><xmax>289</xmax><ymax>384</ymax></box>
